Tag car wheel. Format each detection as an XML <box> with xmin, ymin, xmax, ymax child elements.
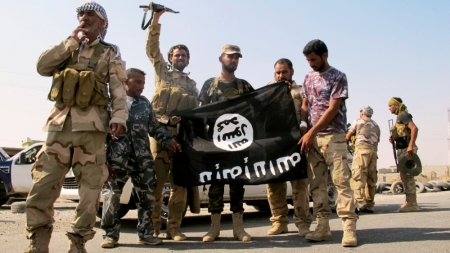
<box><xmin>96</xmin><ymin>205</ymin><xmax>130</xmax><ymax>219</ymax></box>
<box><xmin>390</xmin><ymin>181</ymin><xmax>404</xmax><ymax>194</ymax></box>
<box><xmin>327</xmin><ymin>183</ymin><xmax>337</xmax><ymax>212</ymax></box>
<box><xmin>415</xmin><ymin>182</ymin><xmax>425</xmax><ymax>193</ymax></box>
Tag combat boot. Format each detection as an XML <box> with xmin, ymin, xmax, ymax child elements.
<box><xmin>398</xmin><ymin>194</ymin><xmax>420</xmax><ymax>212</ymax></box>
<box><xmin>166</xmin><ymin>227</ymin><xmax>186</xmax><ymax>241</ymax></box>
<box><xmin>137</xmin><ymin>236</ymin><xmax>163</xmax><ymax>246</ymax></box>
<box><xmin>153</xmin><ymin>224</ymin><xmax>161</xmax><ymax>237</ymax></box>
<box><xmin>232</xmin><ymin>212</ymin><xmax>251</xmax><ymax>241</ymax></box>
<box><xmin>203</xmin><ymin>213</ymin><xmax>221</xmax><ymax>242</ymax></box>
<box><xmin>66</xmin><ymin>232</ymin><xmax>91</xmax><ymax>253</ymax></box>
<box><xmin>297</xmin><ymin>223</ymin><xmax>311</xmax><ymax>237</ymax></box>
<box><xmin>267</xmin><ymin>222</ymin><xmax>288</xmax><ymax>235</ymax></box>
<box><xmin>23</xmin><ymin>225</ymin><xmax>53</xmax><ymax>253</ymax></box>
<box><xmin>305</xmin><ymin>214</ymin><xmax>332</xmax><ymax>242</ymax></box>
<box><xmin>100</xmin><ymin>237</ymin><xmax>118</xmax><ymax>248</ymax></box>
<box><xmin>341</xmin><ymin>219</ymin><xmax>357</xmax><ymax>247</ymax></box>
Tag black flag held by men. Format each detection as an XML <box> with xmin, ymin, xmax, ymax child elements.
<box><xmin>172</xmin><ymin>82</ymin><xmax>307</xmax><ymax>187</ymax></box>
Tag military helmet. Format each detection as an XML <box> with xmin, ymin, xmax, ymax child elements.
<box><xmin>76</xmin><ymin>1</ymin><xmax>108</xmax><ymax>39</ymax></box>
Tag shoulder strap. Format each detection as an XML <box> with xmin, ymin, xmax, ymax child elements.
<box><xmin>236</xmin><ymin>78</ymin><xmax>244</xmax><ymax>94</ymax></box>
<box><xmin>87</xmin><ymin>43</ymin><xmax>105</xmax><ymax>71</ymax></box>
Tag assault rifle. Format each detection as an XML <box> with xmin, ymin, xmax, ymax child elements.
<box><xmin>388</xmin><ymin>119</ymin><xmax>398</xmax><ymax>172</ymax></box>
<box><xmin>140</xmin><ymin>2</ymin><xmax>180</xmax><ymax>30</ymax></box>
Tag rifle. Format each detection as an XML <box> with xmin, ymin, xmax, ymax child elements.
<box><xmin>139</xmin><ymin>2</ymin><xmax>180</xmax><ymax>30</ymax></box>
<box><xmin>388</xmin><ymin>119</ymin><xmax>398</xmax><ymax>172</ymax></box>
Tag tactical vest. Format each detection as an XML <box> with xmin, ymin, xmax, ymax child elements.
<box><xmin>47</xmin><ymin>43</ymin><xmax>110</xmax><ymax>109</ymax></box>
<box><xmin>151</xmin><ymin>74</ymin><xmax>198</xmax><ymax>117</ymax></box>
<box><xmin>390</xmin><ymin>114</ymin><xmax>411</xmax><ymax>149</ymax></box>
<box><xmin>207</xmin><ymin>77</ymin><xmax>247</xmax><ymax>102</ymax></box>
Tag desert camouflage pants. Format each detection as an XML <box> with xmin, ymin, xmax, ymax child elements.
<box><xmin>150</xmin><ymin>136</ymin><xmax>187</xmax><ymax>230</ymax></box>
<box><xmin>398</xmin><ymin>146</ymin><xmax>418</xmax><ymax>195</ymax></box>
<box><xmin>308</xmin><ymin>133</ymin><xmax>357</xmax><ymax>220</ymax></box>
<box><xmin>101</xmin><ymin>137</ymin><xmax>156</xmax><ymax>240</ymax></box>
<box><xmin>208</xmin><ymin>183</ymin><xmax>245</xmax><ymax>214</ymax></box>
<box><xmin>25</xmin><ymin>116</ymin><xmax>108</xmax><ymax>240</ymax></box>
<box><xmin>267</xmin><ymin>179</ymin><xmax>312</xmax><ymax>226</ymax></box>
<box><xmin>350</xmin><ymin>145</ymin><xmax>378</xmax><ymax>209</ymax></box>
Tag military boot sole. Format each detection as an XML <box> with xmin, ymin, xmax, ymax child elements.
<box><xmin>137</xmin><ymin>238</ymin><xmax>163</xmax><ymax>246</ymax></box>
<box><xmin>342</xmin><ymin>240</ymin><xmax>358</xmax><ymax>247</ymax></box>
<box><xmin>398</xmin><ymin>207</ymin><xmax>420</xmax><ymax>212</ymax></box>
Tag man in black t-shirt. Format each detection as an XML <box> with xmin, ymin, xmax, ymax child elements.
<box><xmin>388</xmin><ymin>97</ymin><xmax>420</xmax><ymax>212</ymax></box>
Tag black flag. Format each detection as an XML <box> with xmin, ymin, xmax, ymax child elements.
<box><xmin>173</xmin><ymin>82</ymin><xmax>307</xmax><ymax>187</ymax></box>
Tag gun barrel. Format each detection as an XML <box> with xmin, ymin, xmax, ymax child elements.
<box><xmin>139</xmin><ymin>5</ymin><xmax>149</xmax><ymax>8</ymax></box>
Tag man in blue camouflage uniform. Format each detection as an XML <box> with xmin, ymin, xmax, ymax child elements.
<box><xmin>100</xmin><ymin>68</ymin><xmax>181</xmax><ymax>248</ymax></box>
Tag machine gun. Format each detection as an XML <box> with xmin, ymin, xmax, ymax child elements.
<box><xmin>388</xmin><ymin>119</ymin><xmax>398</xmax><ymax>172</ymax></box>
<box><xmin>139</xmin><ymin>2</ymin><xmax>180</xmax><ymax>30</ymax></box>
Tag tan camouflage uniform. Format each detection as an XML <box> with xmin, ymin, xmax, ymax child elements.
<box><xmin>25</xmin><ymin>37</ymin><xmax>128</xmax><ymax>243</ymax></box>
<box><xmin>348</xmin><ymin>118</ymin><xmax>380</xmax><ymax>211</ymax></box>
<box><xmin>146</xmin><ymin>23</ymin><xmax>199</xmax><ymax>236</ymax></box>
<box><xmin>266</xmin><ymin>81</ymin><xmax>311</xmax><ymax>233</ymax></box>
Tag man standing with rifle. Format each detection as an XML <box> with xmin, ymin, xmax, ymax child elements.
<box><xmin>146</xmin><ymin>7</ymin><xmax>200</xmax><ymax>241</ymax></box>
<box><xmin>388</xmin><ymin>97</ymin><xmax>420</xmax><ymax>212</ymax></box>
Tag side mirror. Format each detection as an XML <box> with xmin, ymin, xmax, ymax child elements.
<box><xmin>18</xmin><ymin>152</ymin><xmax>27</xmax><ymax>164</ymax></box>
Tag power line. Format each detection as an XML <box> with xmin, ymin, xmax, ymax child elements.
<box><xmin>0</xmin><ymin>82</ymin><xmax>47</xmax><ymax>91</ymax></box>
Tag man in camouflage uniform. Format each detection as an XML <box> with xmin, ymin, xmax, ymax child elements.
<box><xmin>24</xmin><ymin>2</ymin><xmax>128</xmax><ymax>252</ymax></box>
<box><xmin>198</xmin><ymin>44</ymin><xmax>254</xmax><ymax>242</ymax></box>
<box><xmin>266</xmin><ymin>58</ymin><xmax>312</xmax><ymax>236</ymax></box>
<box><xmin>388</xmin><ymin>97</ymin><xmax>420</xmax><ymax>212</ymax></box>
<box><xmin>346</xmin><ymin>106</ymin><xmax>380</xmax><ymax>213</ymax></box>
<box><xmin>100</xmin><ymin>68</ymin><xmax>181</xmax><ymax>248</ymax></box>
<box><xmin>298</xmin><ymin>40</ymin><xmax>358</xmax><ymax>247</ymax></box>
<box><xmin>146</xmin><ymin>9</ymin><xmax>200</xmax><ymax>241</ymax></box>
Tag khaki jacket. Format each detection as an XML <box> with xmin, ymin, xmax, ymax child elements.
<box><xmin>37</xmin><ymin>37</ymin><xmax>128</xmax><ymax>133</ymax></box>
<box><xmin>146</xmin><ymin>24</ymin><xmax>198</xmax><ymax>125</ymax></box>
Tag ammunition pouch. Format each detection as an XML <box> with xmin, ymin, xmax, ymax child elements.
<box><xmin>392</xmin><ymin>123</ymin><xmax>410</xmax><ymax>149</ymax></box>
<box><xmin>395</xmin><ymin>137</ymin><xmax>409</xmax><ymax>149</ymax></box>
<box><xmin>152</xmin><ymin>86</ymin><xmax>198</xmax><ymax>116</ymax></box>
<box><xmin>48</xmin><ymin>68</ymin><xmax>110</xmax><ymax>108</ymax></box>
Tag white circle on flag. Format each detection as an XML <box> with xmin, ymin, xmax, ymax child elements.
<box><xmin>213</xmin><ymin>113</ymin><xmax>253</xmax><ymax>151</ymax></box>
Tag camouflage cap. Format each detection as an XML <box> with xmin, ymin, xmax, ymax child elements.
<box><xmin>76</xmin><ymin>1</ymin><xmax>108</xmax><ymax>39</ymax></box>
<box><xmin>221</xmin><ymin>44</ymin><xmax>242</xmax><ymax>58</ymax></box>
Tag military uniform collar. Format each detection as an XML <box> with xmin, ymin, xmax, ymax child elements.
<box><xmin>171</xmin><ymin>68</ymin><xmax>190</xmax><ymax>77</ymax></box>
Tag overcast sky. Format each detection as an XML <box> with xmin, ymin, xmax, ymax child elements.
<box><xmin>0</xmin><ymin>0</ymin><xmax>449</xmax><ymax>169</ymax></box>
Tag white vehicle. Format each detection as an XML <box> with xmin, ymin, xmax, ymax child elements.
<box><xmin>0</xmin><ymin>143</ymin><xmax>44</xmax><ymax>206</ymax></box>
<box><xmin>60</xmin><ymin>150</ymin><xmax>352</xmax><ymax>224</ymax></box>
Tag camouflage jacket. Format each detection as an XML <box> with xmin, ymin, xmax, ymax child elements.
<box><xmin>146</xmin><ymin>24</ymin><xmax>199</xmax><ymax>124</ymax></box>
<box><xmin>111</xmin><ymin>96</ymin><xmax>174</xmax><ymax>162</ymax></box>
<box><xmin>267</xmin><ymin>80</ymin><xmax>302</xmax><ymax>124</ymax></box>
<box><xmin>349</xmin><ymin>118</ymin><xmax>380</xmax><ymax>148</ymax></box>
<box><xmin>37</xmin><ymin>37</ymin><xmax>128</xmax><ymax>133</ymax></box>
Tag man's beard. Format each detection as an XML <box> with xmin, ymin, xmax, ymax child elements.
<box><xmin>172</xmin><ymin>61</ymin><xmax>187</xmax><ymax>71</ymax></box>
<box><xmin>223</xmin><ymin>63</ymin><xmax>237</xmax><ymax>73</ymax></box>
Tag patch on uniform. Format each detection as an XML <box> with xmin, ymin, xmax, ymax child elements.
<box><xmin>213</xmin><ymin>114</ymin><xmax>253</xmax><ymax>151</ymax></box>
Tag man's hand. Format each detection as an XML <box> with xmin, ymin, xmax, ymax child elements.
<box><xmin>285</xmin><ymin>80</ymin><xmax>293</xmax><ymax>91</ymax></box>
<box><xmin>300</xmin><ymin>126</ymin><xmax>307</xmax><ymax>136</ymax></box>
<box><xmin>388</xmin><ymin>135</ymin><xmax>393</xmax><ymax>144</ymax></box>
<box><xmin>407</xmin><ymin>146</ymin><xmax>414</xmax><ymax>157</ymax></box>
<box><xmin>111</xmin><ymin>123</ymin><xmax>125</xmax><ymax>139</ymax></box>
<box><xmin>172</xmin><ymin>116</ymin><xmax>181</xmax><ymax>124</ymax></box>
<box><xmin>151</xmin><ymin>8</ymin><xmax>166</xmax><ymax>25</ymax></box>
<box><xmin>167</xmin><ymin>141</ymin><xmax>182</xmax><ymax>153</ymax></box>
<box><xmin>71</xmin><ymin>22</ymin><xmax>89</xmax><ymax>43</ymax></box>
<box><xmin>298</xmin><ymin>130</ymin><xmax>315</xmax><ymax>154</ymax></box>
